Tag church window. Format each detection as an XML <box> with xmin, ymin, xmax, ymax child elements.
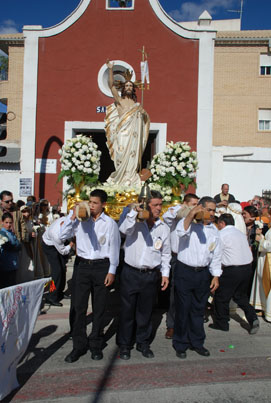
<box><xmin>106</xmin><ymin>0</ymin><xmax>134</xmax><ymax>10</ymax></box>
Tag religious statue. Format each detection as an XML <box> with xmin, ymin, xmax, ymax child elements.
<box><xmin>105</xmin><ymin>60</ymin><xmax>150</xmax><ymax>187</ymax></box>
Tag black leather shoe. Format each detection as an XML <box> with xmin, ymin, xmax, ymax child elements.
<box><xmin>119</xmin><ymin>347</ymin><xmax>131</xmax><ymax>360</ymax></box>
<box><xmin>91</xmin><ymin>349</ymin><xmax>103</xmax><ymax>360</ymax></box>
<box><xmin>209</xmin><ymin>323</ymin><xmax>229</xmax><ymax>332</ymax></box>
<box><xmin>249</xmin><ymin>318</ymin><xmax>260</xmax><ymax>335</ymax></box>
<box><xmin>136</xmin><ymin>344</ymin><xmax>154</xmax><ymax>358</ymax></box>
<box><xmin>176</xmin><ymin>350</ymin><xmax>187</xmax><ymax>359</ymax></box>
<box><xmin>65</xmin><ymin>348</ymin><xmax>87</xmax><ymax>363</ymax></box>
<box><xmin>190</xmin><ymin>347</ymin><xmax>210</xmax><ymax>357</ymax></box>
<box><xmin>46</xmin><ymin>299</ymin><xmax>63</xmax><ymax>307</ymax></box>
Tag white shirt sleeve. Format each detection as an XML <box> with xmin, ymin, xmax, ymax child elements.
<box><xmin>160</xmin><ymin>228</ymin><xmax>171</xmax><ymax>277</ymax></box>
<box><xmin>162</xmin><ymin>205</ymin><xmax>180</xmax><ymax>228</ymax></box>
<box><xmin>108</xmin><ymin>220</ymin><xmax>121</xmax><ymax>275</ymax></box>
<box><xmin>119</xmin><ymin>209</ymin><xmax>138</xmax><ymax>236</ymax></box>
<box><xmin>59</xmin><ymin>211</ymin><xmax>78</xmax><ymax>241</ymax></box>
<box><xmin>208</xmin><ymin>233</ymin><xmax>222</xmax><ymax>277</ymax></box>
<box><xmin>51</xmin><ymin>231</ymin><xmax>71</xmax><ymax>255</ymax></box>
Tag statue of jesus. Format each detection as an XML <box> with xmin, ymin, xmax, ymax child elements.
<box><xmin>105</xmin><ymin>60</ymin><xmax>150</xmax><ymax>187</ymax></box>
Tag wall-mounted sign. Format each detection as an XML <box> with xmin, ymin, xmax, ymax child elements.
<box><xmin>35</xmin><ymin>159</ymin><xmax>57</xmax><ymax>174</ymax></box>
<box><xmin>96</xmin><ymin>106</ymin><xmax>106</xmax><ymax>113</ymax></box>
<box><xmin>19</xmin><ymin>178</ymin><xmax>32</xmax><ymax>197</ymax></box>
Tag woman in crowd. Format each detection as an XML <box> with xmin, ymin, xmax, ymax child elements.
<box><xmin>0</xmin><ymin>212</ymin><xmax>21</xmax><ymax>288</ymax></box>
<box><xmin>16</xmin><ymin>205</ymin><xmax>36</xmax><ymax>284</ymax></box>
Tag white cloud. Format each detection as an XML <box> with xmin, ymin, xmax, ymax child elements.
<box><xmin>169</xmin><ymin>0</ymin><xmax>237</xmax><ymax>21</ymax></box>
<box><xmin>0</xmin><ymin>19</ymin><xmax>19</xmax><ymax>34</ymax></box>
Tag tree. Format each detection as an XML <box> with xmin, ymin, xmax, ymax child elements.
<box><xmin>0</xmin><ymin>56</ymin><xmax>8</xmax><ymax>80</ymax></box>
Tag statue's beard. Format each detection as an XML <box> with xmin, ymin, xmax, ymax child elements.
<box><xmin>123</xmin><ymin>90</ymin><xmax>133</xmax><ymax>99</ymax></box>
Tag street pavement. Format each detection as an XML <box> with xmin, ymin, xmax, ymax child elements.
<box><xmin>2</xmin><ymin>259</ymin><xmax>271</xmax><ymax>403</ymax></box>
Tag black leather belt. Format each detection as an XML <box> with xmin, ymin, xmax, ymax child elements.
<box><xmin>79</xmin><ymin>257</ymin><xmax>109</xmax><ymax>265</ymax></box>
<box><xmin>223</xmin><ymin>263</ymin><xmax>251</xmax><ymax>270</ymax></box>
<box><xmin>126</xmin><ymin>263</ymin><xmax>159</xmax><ymax>273</ymax></box>
<box><xmin>180</xmin><ymin>261</ymin><xmax>208</xmax><ymax>272</ymax></box>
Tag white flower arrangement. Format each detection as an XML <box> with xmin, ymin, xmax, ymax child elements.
<box><xmin>255</xmin><ymin>220</ymin><xmax>264</xmax><ymax>229</ymax></box>
<box><xmin>149</xmin><ymin>141</ymin><xmax>198</xmax><ymax>189</ymax></box>
<box><xmin>58</xmin><ymin>135</ymin><xmax>101</xmax><ymax>191</ymax></box>
<box><xmin>0</xmin><ymin>234</ymin><xmax>9</xmax><ymax>247</ymax></box>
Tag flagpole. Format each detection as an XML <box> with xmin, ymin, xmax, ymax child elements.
<box><xmin>141</xmin><ymin>45</ymin><xmax>145</xmax><ymax>108</ymax></box>
<box><xmin>139</xmin><ymin>45</ymin><xmax>146</xmax><ymax>174</ymax></box>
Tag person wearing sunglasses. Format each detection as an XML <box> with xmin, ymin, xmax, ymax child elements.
<box><xmin>0</xmin><ymin>190</ymin><xmax>27</xmax><ymax>242</ymax></box>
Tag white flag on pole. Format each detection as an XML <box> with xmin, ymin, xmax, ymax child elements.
<box><xmin>140</xmin><ymin>60</ymin><xmax>150</xmax><ymax>84</ymax></box>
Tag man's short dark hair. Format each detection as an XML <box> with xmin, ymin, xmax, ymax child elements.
<box><xmin>149</xmin><ymin>190</ymin><xmax>163</xmax><ymax>200</ymax></box>
<box><xmin>198</xmin><ymin>196</ymin><xmax>216</xmax><ymax>207</ymax></box>
<box><xmin>27</xmin><ymin>195</ymin><xmax>36</xmax><ymax>203</ymax></box>
<box><xmin>0</xmin><ymin>190</ymin><xmax>12</xmax><ymax>201</ymax></box>
<box><xmin>2</xmin><ymin>212</ymin><xmax>13</xmax><ymax>222</ymax></box>
<box><xmin>184</xmin><ymin>193</ymin><xmax>199</xmax><ymax>203</ymax></box>
<box><xmin>244</xmin><ymin>205</ymin><xmax>258</xmax><ymax>218</ymax></box>
<box><xmin>90</xmin><ymin>189</ymin><xmax>108</xmax><ymax>204</ymax></box>
<box><xmin>218</xmin><ymin>213</ymin><xmax>235</xmax><ymax>226</ymax></box>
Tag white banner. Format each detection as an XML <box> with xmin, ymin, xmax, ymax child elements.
<box><xmin>140</xmin><ymin>60</ymin><xmax>150</xmax><ymax>84</ymax></box>
<box><xmin>0</xmin><ymin>278</ymin><xmax>50</xmax><ymax>400</ymax></box>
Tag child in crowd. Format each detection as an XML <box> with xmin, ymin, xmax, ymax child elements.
<box><xmin>0</xmin><ymin>212</ymin><xmax>21</xmax><ymax>289</ymax></box>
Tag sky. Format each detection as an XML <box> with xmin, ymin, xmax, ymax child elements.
<box><xmin>0</xmin><ymin>0</ymin><xmax>271</xmax><ymax>36</ymax></box>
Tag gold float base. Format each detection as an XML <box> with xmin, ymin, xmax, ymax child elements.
<box><xmin>68</xmin><ymin>190</ymin><xmax>180</xmax><ymax>221</ymax></box>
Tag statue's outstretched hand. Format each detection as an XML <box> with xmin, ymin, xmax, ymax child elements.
<box><xmin>106</xmin><ymin>59</ymin><xmax>114</xmax><ymax>69</ymax></box>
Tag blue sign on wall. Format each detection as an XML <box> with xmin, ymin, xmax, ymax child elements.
<box><xmin>96</xmin><ymin>106</ymin><xmax>106</xmax><ymax>113</ymax></box>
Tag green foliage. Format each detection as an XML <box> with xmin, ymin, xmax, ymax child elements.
<box><xmin>0</xmin><ymin>56</ymin><xmax>8</xmax><ymax>73</ymax></box>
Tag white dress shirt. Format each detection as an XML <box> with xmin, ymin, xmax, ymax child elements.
<box><xmin>119</xmin><ymin>209</ymin><xmax>171</xmax><ymax>277</ymax></box>
<box><xmin>60</xmin><ymin>211</ymin><xmax>121</xmax><ymax>274</ymax></box>
<box><xmin>42</xmin><ymin>217</ymin><xmax>71</xmax><ymax>255</ymax></box>
<box><xmin>220</xmin><ymin>225</ymin><xmax>252</xmax><ymax>266</ymax></box>
<box><xmin>176</xmin><ymin>218</ymin><xmax>222</xmax><ymax>277</ymax></box>
<box><xmin>162</xmin><ymin>205</ymin><xmax>182</xmax><ymax>254</ymax></box>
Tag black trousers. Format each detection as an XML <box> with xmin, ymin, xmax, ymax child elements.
<box><xmin>0</xmin><ymin>270</ymin><xmax>17</xmax><ymax>289</ymax></box>
<box><xmin>42</xmin><ymin>241</ymin><xmax>66</xmax><ymax>302</ymax></box>
<box><xmin>173</xmin><ymin>260</ymin><xmax>211</xmax><ymax>352</ymax></box>
<box><xmin>72</xmin><ymin>258</ymin><xmax>110</xmax><ymax>351</ymax></box>
<box><xmin>69</xmin><ymin>255</ymin><xmax>80</xmax><ymax>333</ymax></box>
<box><xmin>166</xmin><ymin>253</ymin><xmax>177</xmax><ymax>329</ymax></box>
<box><xmin>213</xmin><ymin>263</ymin><xmax>257</xmax><ymax>330</ymax></box>
<box><xmin>117</xmin><ymin>263</ymin><xmax>159</xmax><ymax>349</ymax></box>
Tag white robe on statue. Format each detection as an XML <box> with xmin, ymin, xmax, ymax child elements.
<box><xmin>105</xmin><ymin>102</ymin><xmax>150</xmax><ymax>187</ymax></box>
<box><xmin>250</xmin><ymin>227</ymin><xmax>271</xmax><ymax>322</ymax></box>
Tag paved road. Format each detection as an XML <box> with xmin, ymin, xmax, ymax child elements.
<box><xmin>3</xmin><ymin>261</ymin><xmax>271</xmax><ymax>403</ymax></box>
